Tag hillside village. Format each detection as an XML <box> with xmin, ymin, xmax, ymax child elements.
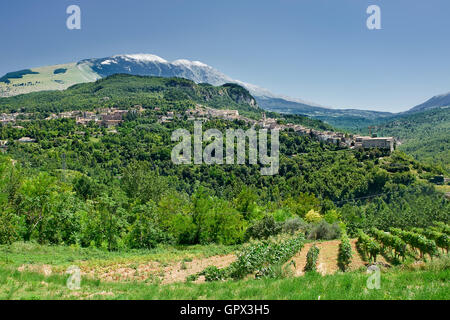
<box><xmin>184</xmin><ymin>105</ymin><xmax>395</xmax><ymax>152</ymax></box>
<box><xmin>1</xmin><ymin>105</ymin><xmax>395</xmax><ymax>152</ymax></box>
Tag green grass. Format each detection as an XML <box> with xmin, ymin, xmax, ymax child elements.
<box><xmin>0</xmin><ymin>265</ymin><xmax>448</xmax><ymax>300</ymax></box>
<box><xmin>0</xmin><ymin>242</ymin><xmax>238</xmax><ymax>270</ymax></box>
<box><xmin>0</xmin><ymin>242</ymin><xmax>448</xmax><ymax>300</ymax></box>
<box><xmin>0</xmin><ymin>63</ymin><xmax>100</xmax><ymax>98</ymax></box>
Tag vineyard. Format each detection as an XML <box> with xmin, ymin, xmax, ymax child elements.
<box><xmin>196</xmin><ymin>221</ymin><xmax>450</xmax><ymax>283</ymax></box>
<box><xmin>337</xmin><ymin>231</ymin><xmax>353</xmax><ymax>271</ymax></box>
<box><xmin>7</xmin><ymin>221</ymin><xmax>449</xmax><ymax>289</ymax></box>
<box><xmin>1</xmin><ymin>222</ymin><xmax>448</xmax><ymax>300</ymax></box>
<box><xmin>356</xmin><ymin>221</ymin><xmax>450</xmax><ymax>264</ymax></box>
<box><xmin>192</xmin><ymin>234</ymin><xmax>306</xmax><ymax>281</ymax></box>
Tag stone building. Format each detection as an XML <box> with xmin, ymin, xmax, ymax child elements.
<box><xmin>101</xmin><ymin>110</ymin><xmax>128</xmax><ymax>127</ymax></box>
<box><xmin>361</xmin><ymin>137</ymin><xmax>395</xmax><ymax>152</ymax></box>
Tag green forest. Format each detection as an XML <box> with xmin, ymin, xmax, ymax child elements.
<box><xmin>0</xmin><ymin>75</ymin><xmax>448</xmax><ymax>251</ymax></box>
<box><xmin>372</xmin><ymin>107</ymin><xmax>450</xmax><ymax>174</ymax></box>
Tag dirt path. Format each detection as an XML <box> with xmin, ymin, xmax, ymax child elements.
<box><xmin>290</xmin><ymin>241</ymin><xmax>341</xmax><ymax>276</ymax></box>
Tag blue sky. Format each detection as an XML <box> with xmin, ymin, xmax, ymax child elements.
<box><xmin>0</xmin><ymin>0</ymin><xmax>449</xmax><ymax>112</ymax></box>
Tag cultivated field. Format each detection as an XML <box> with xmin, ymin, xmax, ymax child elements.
<box><xmin>1</xmin><ymin>239</ymin><xmax>448</xmax><ymax>300</ymax></box>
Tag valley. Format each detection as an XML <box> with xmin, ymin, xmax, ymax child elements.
<box><xmin>0</xmin><ymin>67</ymin><xmax>448</xmax><ymax>302</ymax></box>
<box><xmin>1</xmin><ymin>0</ymin><xmax>449</xmax><ymax>304</ymax></box>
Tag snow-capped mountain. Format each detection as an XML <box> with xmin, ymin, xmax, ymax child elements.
<box><xmin>79</xmin><ymin>54</ymin><xmax>276</xmax><ymax>98</ymax></box>
<box><xmin>0</xmin><ymin>53</ymin><xmax>397</xmax><ymax>125</ymax></box>
<box><xmin>3</xmin><ymin>53</ymin><xmax>444</xmax><ymax>127</ymax></box>
<box><xmin>82</xmin><ymin>54</ymin><xmax>231</xmax><ymax>87</ymax></box>
<box><xmin>78</xmin><ymin>54</ymin><xmax>394</xmax><ymax>121</ymax></box>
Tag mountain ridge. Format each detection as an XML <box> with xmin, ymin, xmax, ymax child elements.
<box><xmin>0</xmin><ymin>53</ymin><xmax>448</xmax><ymax>126</ymax></box>
<box><xmin>405</xmin><ymin>92</ymin><xmax>450</xmax><ymax>114</ymax></box>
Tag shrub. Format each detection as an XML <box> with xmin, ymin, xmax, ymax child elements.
<box><xmin>204</xmin><ymin>211</ymin><xmax>246</xmax><ymax>245</ymax></box>
<box><xmin>0</xmin><ymin>210</ymin><xmax>19</xmax><ymax>245</ymax></box>
<box><xmin>305</xmin><ymin>209</ymin><xmax>322</xmax><ymax>223</ymax></box>
<box><xmin>201</xmin><ymin>266</ymin><xmax>226</xmax><ymax>282</ymax></box>
<box><xmin>307</xmin><ymin>221</ymin><xmax>341</xmax><ymax>240</ymax></box>
<box><xmin>338</xmin><ymin>204</ymin><xmax>367</xmax><ymax>237</ymax></box>
<box><xmin>167</xmin><ymin>214</ymin><xmax>197</xmax><ymax>245</ymax></box>
<box><xmin>282</xmin><ymin>217</ymin><xmax>308</xmax><ymax>235</ymax></box>
<box><xmin>193</xmin><ymin>195</ymin><xmax>246</xmax><ymax>245</ymax></box>
<box><xmin>323</xmin><ymin>209</ymin><xmax>340</xmax><ymax>224</ymax></box>
<box><xmin>245</xmin><ymin>215</ymin><xmax>282</xmax><ymax>240</ymax></box>
<box><xmin>127</xmin><ymin>217</ymin><xmax>170</xmax><ymax>249</ymax></box>
<box><xmin>38</xmin><ymin>191</ymin><xmax>84</xmax><ymax>245</ymax></box>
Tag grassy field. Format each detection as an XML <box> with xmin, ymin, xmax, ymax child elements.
<box><xmin>0</xmin><ymin>242</ymin><xmax>448</xmax><ymax>300</ymax></box>
<box><xmin>0</xmin><ymin>242</ymin><xmax>237</xmax><ymax>270</ymax></box>
<box><xmin>1</xmin><ymin>263</ymin><xmax>448</xmax><ymax>300</ymax></box>
<box><xmin>0</xmin><ymin>63</ymin><xmax>99</xmax><ymax>97</ymax></box>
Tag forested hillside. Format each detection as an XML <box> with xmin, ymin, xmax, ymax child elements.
<box><xmin>0</xmin><ymin>75</ymin><xmax>257</xmax><ymax>115</ymax></box>
<box><xmin>373</xmin><ymin>107</ymin><xmax>450</xmax><ymax>173</ymax></box>
<box><xmin>0</xmin><ymin>75</ymin><xmax>448</xmax><ymax>250</ymax></box>
<box><xmin>0</xmin><ymin>74</ymin><xmax>331</xmax><ymax>131</ymax></box>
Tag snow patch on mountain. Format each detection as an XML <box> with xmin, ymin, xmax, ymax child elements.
<box><xmin>100</xmin><ymin>59</ymin><xmax>117</xmax><ymax>65</ymax></box>
<box><xmin>116</xmin><ymin>54</ymin><xmax>168</xmax><ymax>64</ymax></box>
<box><xmin>172</xmin><ymin>59</ymin><xmax>209</xmax><ymax>68</ymax></box>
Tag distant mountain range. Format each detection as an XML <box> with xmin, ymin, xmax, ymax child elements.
<box><xmin>405</xmin><ymin>91</ymin><xmax>450</xmax><ymax>114</ymax></box>
<box><xmin>0</xmin><ymin>53</ymin><xmax>448</xmax><ymax>128</ymax></box>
